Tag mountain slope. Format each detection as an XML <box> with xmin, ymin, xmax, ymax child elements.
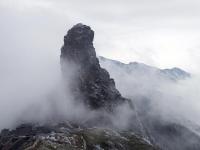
<box><xmin>99</xmin><ymin>56</ymin><xmax>200</xmax><ymax>150</ymax></box>
<box><xmin>0</xmin><ymin>24</ymin><xmax>158</xmax><ymax>150</ymax></box>
<box><xmin>0</xmin><ymin>123</ymin><xmax>157</xmax><ymax>150</ymax></box>
<box><xmin>0</xmin><ymin>24</ymin><xmax>197</xmax><ymax>150</ymax></box>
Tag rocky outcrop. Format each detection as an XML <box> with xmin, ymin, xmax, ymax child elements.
<box><xmin>61</xmin><ymin>23</ymin><xmax>129</xmax><ymax>111</ymax></box>
<box><xmin>0</xmin><ymin>122</ymin><xmax>157</xmax><ymax>150</ymax></box>
<box><xmin>99</xmin><ymin>56</ymin><xmax>200</xmax><ymax>150</ymax></box>
<box><xmin>0</xmin><ymin>24</ymin><xmax>161</xmax><ymax>150</ymax></box>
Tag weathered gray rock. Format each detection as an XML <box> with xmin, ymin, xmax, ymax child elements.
<box><xmin>61</xmin><ymin>23</ymin><xmax>129</xmax><ymax>111</ymax></box>
<box><xmin>0</xmin><ymin>122</ymin><xmax>158</xmax><ymax>150</ymax></box>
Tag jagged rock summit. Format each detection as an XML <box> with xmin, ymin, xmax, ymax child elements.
<box><xmin>0</xmin><ymin>23</ymin><xmax>158</xmax><ymax>150</ymax></box>
<box><xmin>61</xmin><ymin>23</ymin><xmax>128</xmax><ymax>110</ymax></box>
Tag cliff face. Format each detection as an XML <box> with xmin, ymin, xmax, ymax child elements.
<box><xmin>0</xmin><ymin>24</ymin><xmax>158</xmax><ymax>150</ymax></box>
<box><xmin>60</xmin><ymin>23</ymin><xmax>128</xmax><ymax>111</ymax></box>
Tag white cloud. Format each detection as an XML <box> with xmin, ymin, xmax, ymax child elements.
<box><xmin>0</xmin><ymin>0</ymin><xmax>200</xmax><ymax>130</ymax></box>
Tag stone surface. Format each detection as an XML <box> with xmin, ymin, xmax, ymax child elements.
<box><xmin>0</xmin><ymin>122</ymin><xmax>157</xmax><ymax>150</ymax></box>
<box><xmin>60</xmin><ymin>23</ymin><xmax>129</xmax><ymax>111</ymax></box>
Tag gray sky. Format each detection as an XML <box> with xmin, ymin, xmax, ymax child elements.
<box><xmin>1</xmin><ymin>0</ymin><xmax>200</xmax><ymax>73</ymax></box>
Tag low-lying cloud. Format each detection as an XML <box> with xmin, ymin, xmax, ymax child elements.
<box><xmin>100</xmin><ymin>59</ymin><xmax>200</xmax><ymax>131</ymax></box>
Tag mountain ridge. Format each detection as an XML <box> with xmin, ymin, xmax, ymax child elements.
<box><xmin>0</xmin><ymin>24</ymin><xmax>157</xmax><ymax>150</ymax></box>
<box><xmin>99</xmin><ymin>56</ymin><xmax>190</xmax><ymax>81</ymax></box>
<box><xmin>0</xmin><ymin>24</ymin><xmax>198</xmax><ymax>150</ymax></box>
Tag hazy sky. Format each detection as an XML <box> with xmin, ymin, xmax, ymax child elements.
<box><xmin>1</xmin><ymin>0</ymin><xmax>200</xmax><ymax>73</ymax></box>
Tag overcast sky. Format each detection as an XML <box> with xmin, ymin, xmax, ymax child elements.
<box><xmin>1</xmin><ymin>0</ymin><xmax>200</xmax><ymax>73</ymax></box>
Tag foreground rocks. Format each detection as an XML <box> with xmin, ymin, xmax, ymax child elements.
<box><xmin>0</xmin><ymin>123</ymin><xmax>157</xmax><ymax>150</ymax></box>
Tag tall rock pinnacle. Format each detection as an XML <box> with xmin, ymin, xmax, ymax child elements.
<box><xmin>60</xmin><ymin>23</ymin><xmax>128</xmax><ymax>111</ymax></box>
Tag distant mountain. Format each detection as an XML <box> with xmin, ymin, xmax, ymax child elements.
<box><xmin>99</xmin><ymin>56</ymin><xmax>190</xmax><ymax>81</ymax></box>
<box><xmin>99</xmin><ymin>56</ymin><xmax>200</xmax><ymax>150</ymax></box>
<box><xmin>160</xmin><ymin>67</ymin><xmax>190</xmax><ymax>80</ymax></box>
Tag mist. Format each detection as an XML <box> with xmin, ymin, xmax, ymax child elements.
<box><xmin>1</xmin><ymin>0</ymin><xmax>200</xmax><ymax>139</ymax></box>
<box><xmin>99</xmin><ymin>59</ymin><xmax>200</xmax><ymax>132</ymax></box>
<box><xmin>0</xmin><ymin>42</ymin><xmax>61</xmax><ymax>129</ymax></box>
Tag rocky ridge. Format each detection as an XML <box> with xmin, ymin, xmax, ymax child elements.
<box><xmin>0</xmin><ymin>122</ymin><xmax>157</xmax><ymax>150</ymax></box>
<box><xmin>0</xmin><ymin>24</ymin><xmax>157</xmax><ymax>150</ymax></box>
<box><xmin>60</xmin><ymin>24</ymin><xmax>129</xmax><ymax>111</ymax></box>
<box><xmin>2</xmin><ymin>23</ymin><xmax>197</xmax><ymax>150</ymax></box>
